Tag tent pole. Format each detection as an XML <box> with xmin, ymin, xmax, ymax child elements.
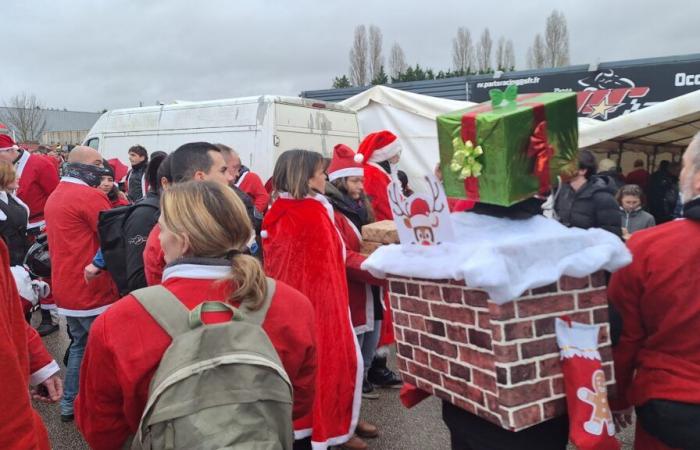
<box><xmin>652</xmin><ymin>146</ymin><xmax>658</xmax><ymax>171</ymax></box>
<box><xmin>618</xmin><ymin>143</ymin><xmax>624</xmax><ymax>169</ymax></box>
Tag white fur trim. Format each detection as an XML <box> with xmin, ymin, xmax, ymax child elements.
<box><xmin>14</xmin><ymin>150</ymin><xmax>30</xmax><ymax>181</ymax></box>
<box><xmin>260</xmin><ymin>230</ymin><xmax>268</xmax><ymax>239</ymax></box>
<box><xmin>368</xmin><ymin>139</ymin><xmax>401</xmax><ymax>163</ymax></box>
<box><xmin>353</xmin><ymin>153</ymin><xmax>364</xmax><ymax>163</ymax></box>
<box><xmin>61</xmin><ymin>176</ymin><xmax>88</xmax><ymax>186</ymax></box>
<box><xmin>162</xmin><ymin>263</ymin><xmax>230</xmax><ymax>282</ymax></box>
<box><xmin>294</xmin><ymin>429</ymin><xmax>312</xmax><ymax>440</ymax></box>
<box><xmin>27</xmin><ymin>219</ymin><xmax>45</xmax><ymax>230</ymax></box>
<box><xmin>235</xmin><ymin>171</ymin><xmax>249</xmax><ymax>187</ymax></box>
<box><xmin>328</xmin><ymin>167</ymin><xmax>364</xmax><ymax>182</ymax></box>
<box><xmin>30</xmin><ymin>360</ymin><xmax>60</xmax><ymax>386</ymax></box>
<box><xmin>40</xmin><ymin>303</ymin><xmax>57</xmax><ymax>311</ymax></box>
<box><xmin>58</xmin><ymin>303</ymin><xmax>112</xmax><ymax>317</ymax></box>
<box><xmin>555</xmin><ymin>318</ymin><xmax>602</xmax><ymax>360</ymax></box>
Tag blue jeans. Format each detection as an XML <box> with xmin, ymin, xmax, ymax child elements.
<box><xmin>61</xmin><ymin>315</ymin><xmax>97</xmax><ymax>416</ymax></box>
<box><xmin>357</xmin><ymin>320</ymin><xmax>382</xmax><ymax>377</ymax></box>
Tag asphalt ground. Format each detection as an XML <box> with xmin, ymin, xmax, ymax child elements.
<box><xmin>33</xmin><ymin>311</ymin><xmax>634</xmax><ymax>450</ymax></box>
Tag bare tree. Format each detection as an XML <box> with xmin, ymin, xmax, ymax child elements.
<box><xmin>495</xmin><ymin>37</ymin><xmax>506</xmax><ymax>71</ymax></box>
<box><xmin>504</xmin><ymin>39</ymin><xmax>516</xmax><ymax>70</ymax></box>
<box><xmin>527</xmin><ymin>33</ymin><xmax>546</xmax><ymax>69</ymax></box>
<box><xmin>368</xmin><ymin>25</ymin><xmax>384</xmax><ymax>82</ymax></box>
<box><xmin>544</xmin><ymin>10</ymin><xmax>570</xmax><ymax>67</ymax></box>
<box><xmin>349</xmin><ymin>25</ymin><xmax>369</xmax><ymax>86</ymax></box>
<box><xmin>451</xmin><ymin>27</ymin><xmax>475</xmax><ymax>74</ymax></box>
<box><xmin>1</xmin><ymin>93</ymin><xmax>47</xmax><ymax>143</ymax></box>
<box><xmin>475</xmin><ymin>28</ymin><xmax>493</xmax><ymax>73</ymax></box>
<box><xmin>388</xmin><ymin>42</ymin><xmax>407</xmax><ymax>80</ymax></box>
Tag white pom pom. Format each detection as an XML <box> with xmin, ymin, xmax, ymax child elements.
<box><xmin>354</xmin><ymin>153</ymin><xmax>364</xmax><ymax>163</ymax></box>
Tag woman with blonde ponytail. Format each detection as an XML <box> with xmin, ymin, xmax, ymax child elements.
<box><xmin>75</xmin><ymin>181</ymin><xmax>317</xmax><ymax>450</ymax></box>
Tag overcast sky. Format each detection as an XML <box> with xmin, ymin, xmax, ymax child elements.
<box><xmin>3</xmin><ymin>0</ymin><xmax>698</xmax><ymax>112</ymax></box>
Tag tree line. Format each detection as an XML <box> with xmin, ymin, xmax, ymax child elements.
<box><xmin>333</xmin><ymin>10</ymin><xmax>570</xmax><ymax>89</ymax></box>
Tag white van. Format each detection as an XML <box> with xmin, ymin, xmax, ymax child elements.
<box><xmin>83</xmin><ymin>95</ymin><xmax>360</xmax><ymax>181</ymax></box>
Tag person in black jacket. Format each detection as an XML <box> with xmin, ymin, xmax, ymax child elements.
<box><xmin>554</xmin><ymin>149</ymin><xmax>622</xmax><ymax>238</ymax></box>
<box><xmin>647</xmin><ymin>160</ymin><xmax>680</xmax><ymax>224</ymax></box>
<box><xmin>122</xmin><ymin>152</ymin><xmax>168</xmax><ymax>292</ymax></box>
<box><xmin>126</xmin><ymin>145</ymin><xmax>148</xmax><ymax>202</ymax></box>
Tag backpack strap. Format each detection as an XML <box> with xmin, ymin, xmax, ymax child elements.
<box><xmin>131</xmin><ymin>286</ymin><xmax>191</xmax><ymax>338</ymax></box>
<box><xmin>243</xmin><ymin>277</ymin><xmax>276</xmax><ymax>326</ymax></box>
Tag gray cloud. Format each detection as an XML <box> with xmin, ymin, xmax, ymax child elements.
<box><xmin>2</xmin><ymin>0</ymin><xmax>697</xmax><ymax>111</ymax></box>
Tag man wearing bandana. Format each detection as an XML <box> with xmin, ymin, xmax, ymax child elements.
<box><xmin>44</xmin><ymin>146</ymin><xmax>119</xmax><ymax>422</ymax></box>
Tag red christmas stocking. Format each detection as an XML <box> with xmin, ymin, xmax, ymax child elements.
<box><xmin>555</xmin><ymin>318</ymin><xmax>620</xmax><ymax>450</ymax></box>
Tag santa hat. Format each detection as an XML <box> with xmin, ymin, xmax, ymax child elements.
<box><xmin>327</xmin><ymin>144</ymin><xmax>364</xmax><ymax>182</ymax></box>
<box><xmin>358</xmin><ymin>130</ymin><xmax>401</xmax><ymax>163</ymax></box>
<box><xmin>0</xmin><ymin>123</ymin><xmax>17</xmax><ymax>150</ymax></box>
<box><xmin>409</xmin><ymin>197</ymin><xmax>431</xmax><ymax>228</ymax></box>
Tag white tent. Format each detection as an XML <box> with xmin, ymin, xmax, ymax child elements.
<box><xmin>578</xmin><ymin>89</ymin><xmax>700</xmax><ymax>165</ymax></box>
<box><xmin>340</xmin><ymin>86</ymin><xmax>475</xmax><ymax>192</ymax></box>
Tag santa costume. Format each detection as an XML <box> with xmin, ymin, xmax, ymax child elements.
<box><xmin>357</xmin><ymin>130</ymin><xmax>402</xmax><ymax>222</ymax></box>
<box><xmin>76</xmin><ymin>259</ymin><xmax>317</xmax><ymax>450</ymax></box>
<box><xmin>0</xmin><ymin>239</ymin><xmax>53</xmax><ymax>450</ymax></box>
<box><xmin>237</xmin><ymin>166</ymin><xmax>270</xmax><ymax>213</ymax></box>
<box><xmin>44</xmin><ymin>167</ymin><xmax>118</xmax><ymax>417</ymax></box>
<box><xmin>1</xmin><ymin>126</ymin><xmax>60</xmax><ymax>327</ymax></box>
<box><xmin>263</xmin><ymin>190</ymin><xmax>362</xmax><ymax>449</ymax></box>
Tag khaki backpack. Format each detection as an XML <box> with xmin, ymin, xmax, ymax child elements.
<box><xmin>128</xmin><ymin>277</ymin><xmax>293</xmax><ymax>450</ymax></box>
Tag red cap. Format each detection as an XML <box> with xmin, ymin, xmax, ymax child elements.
<box><xmin>327</xmin><ymin>144</ymin><xmax>364</xmax><ymax>182</ymax></box>
<box><xmin>358</xmin><ymin>130</ymin><xmax>401</xmax><ymax>163</ymax></box>
<box><xmin>0</xmin><ymin>123</ymin><xmax>16</xmax><ymax>149</ymax></box>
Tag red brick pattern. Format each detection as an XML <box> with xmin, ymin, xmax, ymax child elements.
<box><xmin>389</xmin><ymin>271</ymin><xmax>615</xmax><ymax>431</ymax></box>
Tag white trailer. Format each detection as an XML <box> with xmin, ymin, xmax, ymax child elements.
<box><xmin>83</xmin><ymin>95</ymin><xmax>360</xmax><ymax>181</ymax></box>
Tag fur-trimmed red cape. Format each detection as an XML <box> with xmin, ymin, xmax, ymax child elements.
<box><xmin>263</xmin><ymin>196</ymin><xmax>361</xmax><ymax>448</ymax></box>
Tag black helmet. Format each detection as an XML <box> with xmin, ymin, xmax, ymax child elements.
<box><xmin>24</xmin><ymin>234</ymin><xmax>50</xmax><ymax>278</ymax></box>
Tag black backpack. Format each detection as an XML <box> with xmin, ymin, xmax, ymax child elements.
<box><xmin>98</xmin><ymin>197</ymin><xmax>159</xmax><ymax>296</ymax></box>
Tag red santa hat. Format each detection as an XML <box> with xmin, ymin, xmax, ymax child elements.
<box><xmin>327</xmin><ymin>144</ymin><xmax>365</xmax><ymax>182</ymax></box>
<box><xmin>358</xmin><ymin>130</ymin><xmax>402</xmax><ymax>163</ymax></box>
<box><xmin>409</xmin><ymin>197</ymin><xmax>432</xmax><ymax>228</ymax></box>
<box><xmin>0</xmin><ymin>123</ymin><xmax>17</xmax><ymax>150</ymax></box>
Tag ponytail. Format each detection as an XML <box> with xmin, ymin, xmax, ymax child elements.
<box><xmin>226</xmin><ymin>253</ymin><xmax>268</xmax><ymax>311</ymax></box>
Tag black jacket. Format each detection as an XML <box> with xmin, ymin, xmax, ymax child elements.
<box><xmin>0</xmin><ymin>195</ymin><xmax>29</xmax><ymax>266</ymax></box>
<box><xmin>647</xmin><ymin>169</ymin><xmax>679</xmax><ymax>224</ymax></box>
<box><xmin>554</xmin><ymin>176</ymin><xmax>622</xmax><ymax>237</ymax></box>
<box><xmin>324</xmin><ymin>182</ymin><xmax>371</xmax><ymax>230</ymax></box>
<box><xmin>123</xmin><ymin>192</ymin><xmax>160</xmax><ymax>292</ymax></box>
<box><xmin>127</xmin><ymin>160</ymin><xmax>148</xmax><ymax>202</ymax></box>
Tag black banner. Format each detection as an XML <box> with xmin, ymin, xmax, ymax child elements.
<box><xmin>466</xmin><ymin>58</ymin><xmax>700</xmax><ymax>120</ymax></box>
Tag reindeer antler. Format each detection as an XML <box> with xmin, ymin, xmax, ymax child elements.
<box><xmin>426</xmin><ymin>176</ymin><xmax>445</xmax><ymax>214</ymax></box>
<box><xmin>388</xmin><ymin>181</ymin><xmax>411</xmax><ymax>218</ymax></box>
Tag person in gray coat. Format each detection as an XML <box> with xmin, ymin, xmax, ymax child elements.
<box><xmin>616</xmin><ymin>184</ymin><xmax>656</xmax><ymax>240</ymax></box>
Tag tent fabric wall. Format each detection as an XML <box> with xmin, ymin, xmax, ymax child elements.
<box><xmin>340</xmin><ymin>86</ymin><xmax>474</xmax><ymax>193</ymax></box>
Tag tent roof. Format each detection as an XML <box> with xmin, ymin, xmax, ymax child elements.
<box><xmin>578</xmin><ymin>89</ymin><xmax>700</xmax><ymax>155</ymax></box>
<box><xmin>339</xmin><ymin>85</ymin><xmax>475</xmax><ymax>119</ymax></box>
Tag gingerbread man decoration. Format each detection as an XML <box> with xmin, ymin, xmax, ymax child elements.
<box><xmin>576</xmin><ymin>369</ymin><xmax>615</xmax><ymax>436</ymax></box>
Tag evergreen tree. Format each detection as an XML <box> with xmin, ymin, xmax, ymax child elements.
<box><xmin>332</xmin><ymin>75</ymin><xmax>351</xmax><ymax>88</ymax></box>
<box><xmin>371</xmin><ymin>65</ymin><xmax>389</xmax><ymax>85</ymax></box>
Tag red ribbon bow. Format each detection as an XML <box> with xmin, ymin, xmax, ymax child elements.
<box><xmin>527</xmin><ymin>121</ymin><xmax>554</xmax><ymax>195</ymax></box>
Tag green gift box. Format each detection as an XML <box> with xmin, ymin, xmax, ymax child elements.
<box><xmin>437</xmin><ymin>88</ymin><xmax>579</xmax><ymax>207</ymax></box>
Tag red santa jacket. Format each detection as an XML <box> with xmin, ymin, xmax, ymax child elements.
<box><xmin>333</xmin><ymin>210</ymin><xmax>385</xmax><ymax>333</ymax></box>
<box><xmin>363</xmin><ymin>163</ymin><xmax>393</xmax><ymax>221</ymax></box>
<box><xmin>625</xmin><ymin>168</ymin><xmax>650</xmax><ymax>191</ymax></box>
<box><xmin>609</xmin><ymin>199</ymin><xmax>700</xmax><ymax>410</ymax></box>
<box><xmin>15</xmin><ymin>151</ymin><xmax>60</xmax><ymax>228</ymax></box>
<box><xmin>262</xmin><ymin>196</ymin><xmax>361</xmax><ymax>447</ymax></box>
<box><xmin>44</xmin><ymin>179</ymin><xmax>118</xmax><ymax>316</ymax></box>
<box><xmin>144</xmin><ymin>223</ymin><xmax>165</xmax><ymax>286</ymax></box>
<box><xmin>237</xmin><ymin>170</ymin><xmax>270</xmax><ymax>213</ymax></box>
<box><xmin>75</xmin><ymin>263</ymin><xmax>316</xmax><ymax>450</ymax></box>
<box><xmin>0</xmin><ymin>241</ymin><xmax>50</xmax><ymax>450</ymax></box>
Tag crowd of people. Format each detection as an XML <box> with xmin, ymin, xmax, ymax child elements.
<box><xmin>1</xmin><ymin>116</ymin><xmax>699</xmax><ymax>450</ymax></box>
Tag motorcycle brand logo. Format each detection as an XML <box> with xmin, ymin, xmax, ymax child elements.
<box><xmin>576</xmin><ymin>70</ymin><xmax>651</xmax><ymax>120</ymax></box>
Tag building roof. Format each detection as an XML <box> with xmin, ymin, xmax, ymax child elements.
<box><xmin>0</xmin><ymin>107</ymin><xmax>102</xmax><ymax>133</ymax></box>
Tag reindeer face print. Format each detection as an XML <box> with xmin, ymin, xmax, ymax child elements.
<box><xmin>414</xmin><ymin>226</ymin><xmax>435</xmax><ymax>245</ymax></box>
